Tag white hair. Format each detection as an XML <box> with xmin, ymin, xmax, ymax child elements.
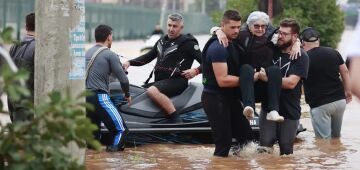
<box><xmin>246</xmin><ymin>11</ymin><xmax>270</xmax><ymax>26</ymax></box>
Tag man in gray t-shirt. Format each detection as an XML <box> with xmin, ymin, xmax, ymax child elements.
<box><xmin>86</xmin><ymin>25</ymin><xmax>131</xmax><ymax>152</ymax></box>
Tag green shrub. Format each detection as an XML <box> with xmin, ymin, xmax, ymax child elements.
<box><xmin>0</xmin><ymin>27</ymin><xmax>15</xmax><ymax>44</ymax></box>
<box><xmin>210</xmin><ymin>0</ymin><xmax>258</xmax><ymax>25</ymax></box>
<box><xmin>273</xmin><ymin>0</ymin><xmax>344</xmax><ymax>48</ymax></box>
<box><xmin>0</xmin><ymin>64</ymin><xmax>101</xmax><ymax>169</ymax></box>
<box><xmin>211</xmin><ymin>0</ymin><xmax>344</xmax><ymax>48</ymax></box>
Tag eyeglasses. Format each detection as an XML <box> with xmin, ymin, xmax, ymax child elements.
<box><xmin>278</xmin><ymin>30</ymin><xmax>292</xmax><ymax>37</ymax></box>
<box><xmin>253</xmin><ymin>24</ymin><xmax>267</xmax><ymax>30</ymax></box>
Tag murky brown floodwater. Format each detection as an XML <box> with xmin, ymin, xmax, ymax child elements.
<box><xmin>86</xmin><ymin>101</ymin><xmax>360</xmax><ymax>170</ymax></box>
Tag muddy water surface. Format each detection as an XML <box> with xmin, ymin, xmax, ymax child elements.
<box><xmin>86</xmin><ymin>32</ymin><xmax>359</xmax><ymax>169</ymax></box>
<box><xmin>86</xmin><ymin>101</ymin><xmax>360</xmax><ymax>170</ymax></box>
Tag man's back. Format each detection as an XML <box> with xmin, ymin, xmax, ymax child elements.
<box><xmin>304</xmin><ymin>46</ymin><xmax>345</xmax><ymax>107</ymax></box>
<box><xmin>10</xmin><ymin>35</ymin><xmax>35</xmax><ymax>94</ymax></box>
<box><xmin>85</xmin><ymin>45</ymin><xmax>128</xmax><ymax>93</ymax></box>
<box><xmin>7</xmin><ymin>35</ymin><xmax>35</xmax><ymax>122</ymax></box>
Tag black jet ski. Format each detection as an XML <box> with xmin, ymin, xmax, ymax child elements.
<box><xmin>108</xmin><ymin>82</ymin><xmax>260</xmax><ymax>131</ymax></box>
<box><xmin>101</xmin><ymin>81</ymin><xmax>306</xmax><ymax>144</ymax></box>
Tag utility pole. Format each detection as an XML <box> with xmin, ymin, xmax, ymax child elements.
<box><xmin>160</xmin><ymin>0</ymin><xmax>167</xmax><ymax>29</ymax></box>
<box><xmin>219</xmin><ymin>0</ymin><xmax>226</xmax><ymax>10</ymax></box>
<box><xmin>35</xmin><ymin>0</ymin><xmax>86</xmax><ymax>163</ymax></box>
<box><xmin>201</xmin><ymin>0</ymin><xmax>206</xmax><ymax>15</ymax></box>
<box><xmin>2</xmin><ymin>0</ymin><xmax>7</xmax><ymax>30</ymax></box>
<box><xmin>268</xmin><ymin>0</ymin><xmax>273</xmax><ymax>20</ymax></box>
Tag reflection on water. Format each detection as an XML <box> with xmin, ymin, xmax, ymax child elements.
<box><xmin>86</xmin><ymin>102</ymin><xmax>360</xmax><ymax>170</ymax></box>
<box><xmin>86</xmin><ymin>133</ymin><xmax>360</xmax><ymax>169</ymax></box>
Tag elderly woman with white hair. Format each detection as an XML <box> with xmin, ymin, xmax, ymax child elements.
<box><xmin>211</xmin><ymin>11</ymin><xmax>301</xmax><ymax>123</ymax></box>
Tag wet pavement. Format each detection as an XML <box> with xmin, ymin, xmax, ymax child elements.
<box><xmin>86</xmin><ymin>101</ymin><xmax>360</xmax><ymax>169</ymax></box>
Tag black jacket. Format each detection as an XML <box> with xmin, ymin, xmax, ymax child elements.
<box><xmin>237</xmin><ymin>25</ymin><xmax>276</xmax><ymax>69</ymax></box>
<box><xmin>129</xmin><ymin>34</ymin><xmax>202</xmax><ymax>81</ymax></box>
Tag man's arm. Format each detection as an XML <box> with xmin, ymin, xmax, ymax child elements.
<box><xmin>109</xmin><ymin>54</ymin><xmax>130</xmax><ymax>98</ymax></box>
<box><xmin>210</xmin><ymin>26</ymin><xmax>229</xmax><ymax>47</ymax></box>
<box><xmin>123</xmin><ymin>42</ymin><xmax>158</xmax><ymax>70</ymax></box>
<box><xmin>289</xmin><ymin>39</ymin><xmax>301</xmax><ymax>60</ymax></box>
<box><xmin>212</xmin><ymin>62</ymin><xmax>239</xmax><ymax>87</ymax></box>
<box><xmin>350</xmin><ymin>57</ymin><xmax>360</xmax><ymax>98</ymax></box>
<box><xmin>339</xmin><ymin>63</ymin><xmax>352</xmax><ymax>103</ymax></box>
<box><xmin>282</xmin><ymin>50</ymin><xmax>309</xmax><ymax>89</ymax></box>
<box><xmin>181</xmin><ymin>41</ymin><xmax>202</xmax><ymax>79</ymax></box>
<box><xmin>282</xmin><ymin>75</ymin><xmax>301</xmax><ymax>89</ymax></box>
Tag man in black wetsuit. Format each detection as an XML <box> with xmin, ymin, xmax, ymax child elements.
<box><xmin>123</xmin><ymin>13</ymin><xmax>202</xmax><ymax>118</ymax></box>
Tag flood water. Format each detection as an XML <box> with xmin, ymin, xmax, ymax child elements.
<box><xmin>86</xmin><ymin>101</ymin><xmax>360</xmax><ymax>169</ymax></box>
<box><xmin>85</xmin><ymin>32</ymin><xmax>360</xmax><ymax>169</ymax></box>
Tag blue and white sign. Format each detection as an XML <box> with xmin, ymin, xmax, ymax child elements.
<box><xmin>69</xmin><ymin>0</ymin><xmax>85</xmax><ymax>80</ymax></box>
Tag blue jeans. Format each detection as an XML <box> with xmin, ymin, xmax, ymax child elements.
<box><xmin>310</xmin><ymin>99</ymin><xmax>346</xmax><ymax>139</ymax></box>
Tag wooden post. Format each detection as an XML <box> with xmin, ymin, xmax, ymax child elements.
<box><xmin>268</xmin><ymin>0</ymin><xmax>273</xmax><ymax>20</ymax></box>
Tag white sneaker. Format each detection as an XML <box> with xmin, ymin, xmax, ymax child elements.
<box><xmin>243</xmin><ymin>106</ymin><xmax>254</xmax><ymax>119</ymax></box>
<box><xmin>266</xmin><ymin>110</ymin><xmax>284</xmax><ymax>122</ymax></box>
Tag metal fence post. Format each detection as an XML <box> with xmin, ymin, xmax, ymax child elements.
<box><xmin>16</xmin><ymin>0</ymin><xmax>23</xmax><ymax>40</ymax></box>
<box><xmin>2</xmin><ymin>0</ymin><xmax>7</xmax><ymax>30</ymax></box>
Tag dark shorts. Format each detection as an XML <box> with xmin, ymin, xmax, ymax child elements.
<box><xmin>144</xmin><ymin>78</ymin><xmax>188</xmax><ymax>97</ymax></box>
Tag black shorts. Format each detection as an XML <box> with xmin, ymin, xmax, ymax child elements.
<box><xmin>145</xmin><ymin>78</ymin><xmax>188</xmax><ymax>97</ymax></box>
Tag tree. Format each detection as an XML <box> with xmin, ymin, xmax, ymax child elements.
<box><xmin>211</xmin><ymin>0</ymin><xmax>344</xmax><ymax>48</ymax></box>
<box><xmin>273</xmin><ymin>0</ymin><xmax>344</xmax><ymax>48</ymax></box>
<box><xmin>0</xmin><ymin>27</ymin><xmax>15</xmax><ymax>44</ymax></box>
<box><xmin>211</xmin><ymin>0</ymin><xmax>258</xmax><ymax>25</ymax></box>
<box><xmin>0</xmin><ymin>61</ymin><xmax>100</xmax><ymax>169</ymax></box>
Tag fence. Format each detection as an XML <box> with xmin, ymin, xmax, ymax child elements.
<box><xmin>0</xmin><ymin>0</ymin><xmax>35</xmax><ymax>40</ymax></box>
<box><xmin>0</xmin><ymin>0</ymin><xmax>214</xmax><ymax>41</ymax></box>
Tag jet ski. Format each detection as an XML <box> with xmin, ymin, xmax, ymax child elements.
<box><xmin>108</xmin><ymin>82</ymin><xmax>260</xmax><ymax>133</ymax></box>
<box><xmin>100</xmin><ymin>81</ymin><xmax>306</xmax><ymax>145</ymax></box>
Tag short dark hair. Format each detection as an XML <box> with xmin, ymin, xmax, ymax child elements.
<box><xmin>95</xmin><ymin>25</ymin><xmax>113</xmax><ymax>42</ymax></box>
<box><xmin>222</xmin><ymin>10</ymin><xmax>242</xmax><ymax>23</ymax></box>
<box><xmin>279</xmin><ymin>18</ymin><xmax>300</xmax><ymax>34</ymax></box>
<box><xmin>26</xmin><ymin>12</ymin><xmax>35</xmax><ymax>31</ymax></box>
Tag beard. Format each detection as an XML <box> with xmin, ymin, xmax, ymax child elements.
<box><xmin>278</xmin><ymin>40</ymin><xmax>292</xmax><ymax>49</ymax></box>
<box><xmin>229</xmin><ymin>33</ymin><xmax>239</xmax><ymax>40</ymax></box>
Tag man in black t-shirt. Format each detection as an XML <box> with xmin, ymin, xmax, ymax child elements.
<box><xmin>258</xmin><ymin>18</ymin><xmax>309</xmax><ymax>155</ymax></box>
<box><xmin>301</xmin><ymin>27</ymin><xmax>352</xmax><ymax>139</ymax></box>
<box><xmin>202</xmin><ymin>10</ymin><xmax>252</xmax><ymax>157</ymax></box>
